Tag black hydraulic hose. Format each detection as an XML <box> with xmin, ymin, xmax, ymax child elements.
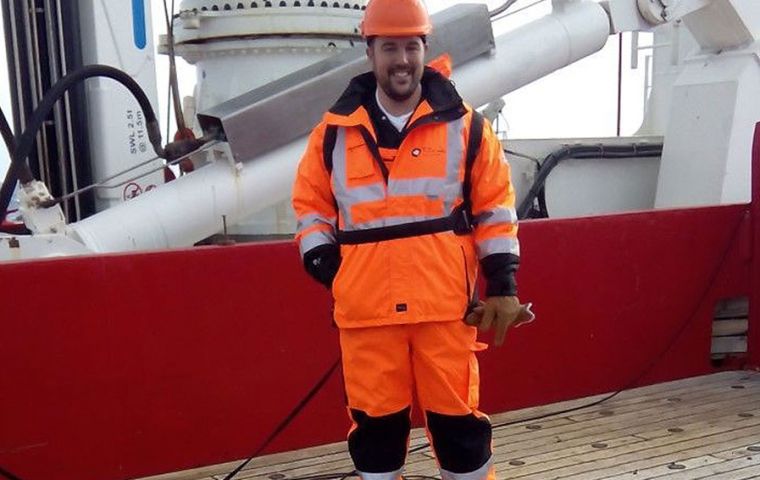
<box><xmin>14</xmin><ymin>64</ymin><xmax>165</xmax><ymax>166</ymax></box>
<box><xmin>0</xmin><ymin>64</ymin><xmax>166</xmax><ymax>224</ymax></box>
<box><xmin>516</xmin><ymin>143</ymin><xmax>663</xmax><ymax>219</ymax></box>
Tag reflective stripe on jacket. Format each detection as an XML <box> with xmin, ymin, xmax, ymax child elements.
<box><xmin>293</xmin><ymin>68</ymin><xmax>518</xmax><ymax>328</ymax></box>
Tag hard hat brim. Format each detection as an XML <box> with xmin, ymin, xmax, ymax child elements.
<box><xmin>361</xmin><ymin>25</ymin><xmax>432</xmax><ymax>38</ymax></box>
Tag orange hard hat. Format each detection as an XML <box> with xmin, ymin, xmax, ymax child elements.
<box><xmin>360</xmin><ymin>0</ymin><xmax>432</xmax><ymax>38</ymax></box>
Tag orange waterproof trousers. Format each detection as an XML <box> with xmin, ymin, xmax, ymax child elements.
<box><xmin>339</xmin><ymin>321</ymin><xmax>497</xmax><ymax>480</ymax></box>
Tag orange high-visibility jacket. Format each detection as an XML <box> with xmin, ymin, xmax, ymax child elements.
<box><xmin>293</xmin><ymin>68</ymin><xmax>519</xmax><ymax>328</ymax></box>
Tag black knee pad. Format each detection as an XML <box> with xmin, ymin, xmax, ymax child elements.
<box><xmin>348</xmin><ymin>407</ymin><xmax>412</xmax><ymax>473</ymax></box>
<box><xmin>426</xmin><ymin>411</ymin><xmax>492</xmax><ymax>473</ymax></box>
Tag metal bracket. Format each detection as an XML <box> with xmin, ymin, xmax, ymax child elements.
<box><xmin>207</xmin><ymin>142</ymin><xmax>243</xmax><ymax>174</ymax></box>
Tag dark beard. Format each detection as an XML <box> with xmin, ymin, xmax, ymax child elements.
<box><xmin>379</xmin><ymin>74</ymin><xmax>420</xmax><ymax>102</ymax></box>
<box><xmin>384</xmin><ymin>84</ymin><xmax>416</xmax><ymax>102</ymax></box>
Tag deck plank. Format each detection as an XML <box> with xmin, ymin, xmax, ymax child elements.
<box><xmin>640</xmin><ymin>449</ymin><xmax>760</xmax><ymax>479</ymax></box>
<box><xmin>136</xmin><ymin>371</ymin><xmax>760</xmax><ymax>480</ymax></box>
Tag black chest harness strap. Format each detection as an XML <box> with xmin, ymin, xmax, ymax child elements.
<box><xmin>325</xmin><ymin>112</ymin><xmax>485</xmax><ymax>246</ymax></box>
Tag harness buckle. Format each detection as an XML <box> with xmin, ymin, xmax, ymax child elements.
<box><xmin>452</xmin><ymin>205</ymin><xmax>474</xmax><ymax>235</ymax></box>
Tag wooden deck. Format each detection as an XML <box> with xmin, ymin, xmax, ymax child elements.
<box><xmin>138</xmin><ymin>370</ymin><xmax>760</xmax><ymax>480</ymax></box>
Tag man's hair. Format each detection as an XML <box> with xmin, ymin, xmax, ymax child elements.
<box><xmin>366</xmin><ymin>35</ymin><xmax>427</xmax><ymax>48</ymax></box>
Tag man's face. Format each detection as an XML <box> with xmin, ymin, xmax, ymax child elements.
<box><xmin>367</xmin><ymin>36</ymin><xmax>426</xmax><ymax>102</ymax></box>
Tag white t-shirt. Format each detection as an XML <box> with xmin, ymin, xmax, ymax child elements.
<box><xmin>376</xmin><ymin>89</ymin><xmax>413</xmax><ymax>132</ymax></box>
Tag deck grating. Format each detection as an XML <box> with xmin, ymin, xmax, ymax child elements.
<box><xmin>136</xmin><ymin>370</ymin><xmax>760</xmax><ymax>480</ymax></box>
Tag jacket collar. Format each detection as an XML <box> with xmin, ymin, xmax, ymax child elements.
<box><xmin>324</xmin><ymin>67</ymin><xmax>465</xmax><ymax>129</ymax></box>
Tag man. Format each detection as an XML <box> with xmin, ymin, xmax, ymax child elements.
<box><xmin>292</xmin><ymin>0</ymin><xmax>528</xmax><ymax>478</ymax></box>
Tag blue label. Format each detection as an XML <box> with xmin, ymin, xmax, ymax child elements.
<box><xmin>132</xmin><ymin>0</ymin><xmax>147</xmax><ymax>50</ymax></box>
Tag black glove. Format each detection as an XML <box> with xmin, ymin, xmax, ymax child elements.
<box><xmin>303</xmin><ymin>244</ymin><xmax>341</xmax><ymax>289</ymax></box>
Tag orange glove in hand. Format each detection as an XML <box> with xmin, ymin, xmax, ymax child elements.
<box><xmin>464</xmin><ymin>296</ymin><xmax>534</xmax><ymax>346</ymax></box>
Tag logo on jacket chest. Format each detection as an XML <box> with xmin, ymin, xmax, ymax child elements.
<box><xmin>410</xmin><ymin>146</ymin><xmax>445</xmax><ymax>158</ymax></box>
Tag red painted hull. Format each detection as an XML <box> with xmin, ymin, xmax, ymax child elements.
<box><xmin>0</xmin><ymin>202</ymin><xmax>753</xmax><ymax>480</ymax></box>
